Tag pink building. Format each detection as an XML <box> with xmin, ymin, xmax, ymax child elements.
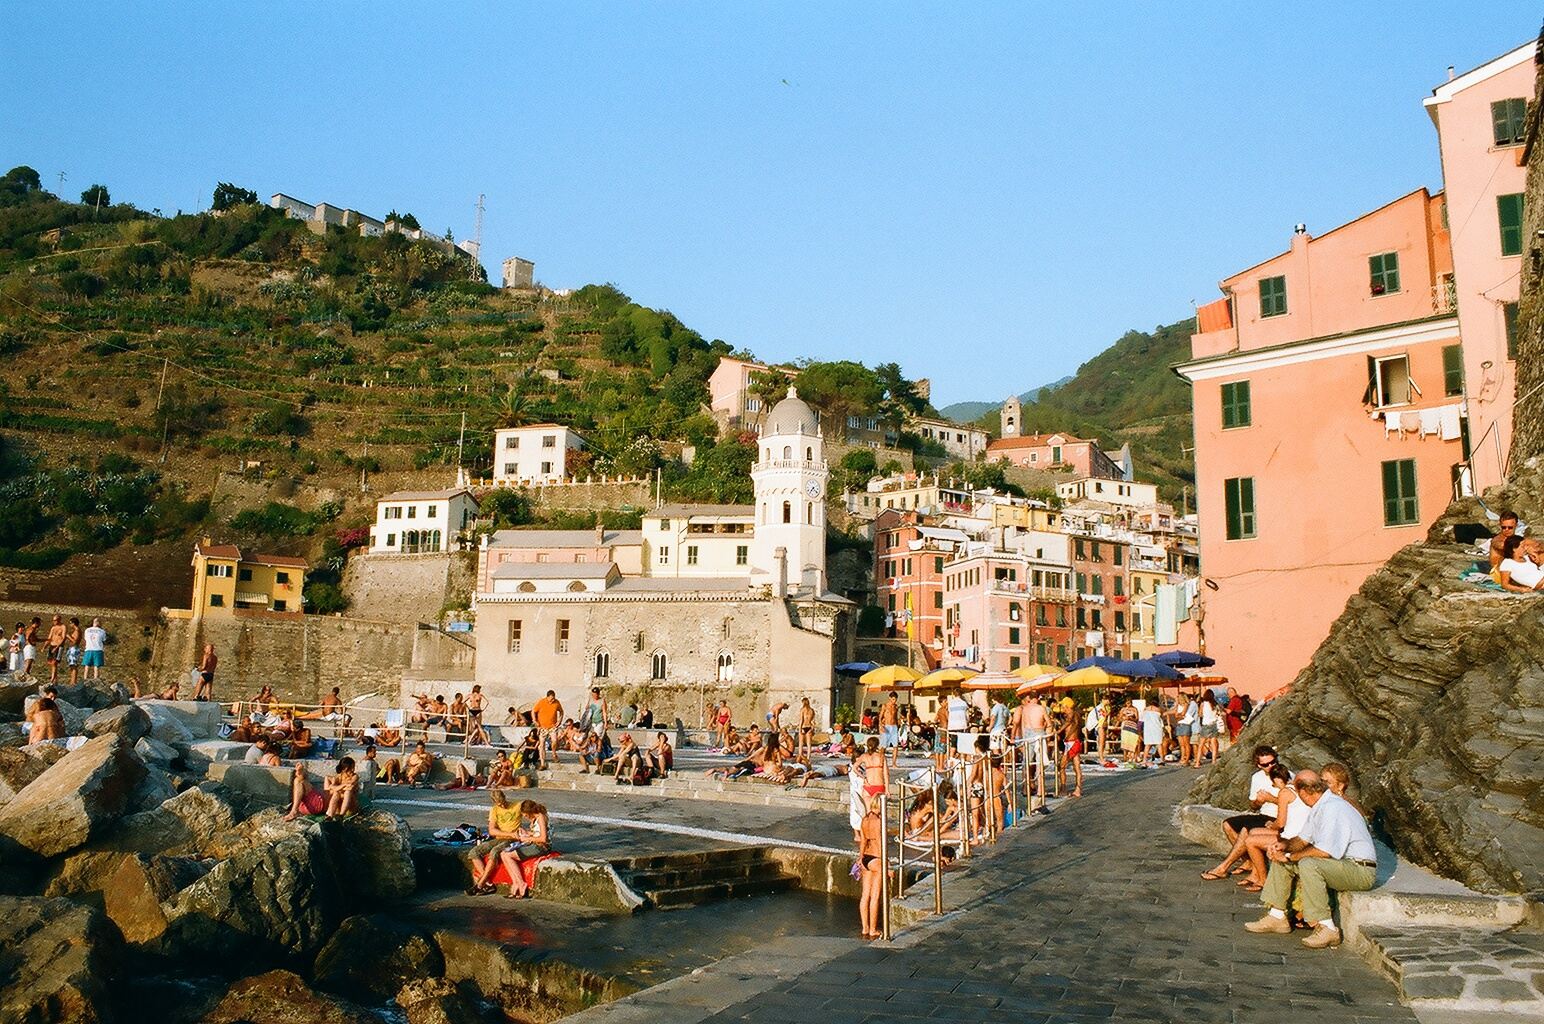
<box><xmin>943</xmin><ymin>547</ymin><xmax>1076</xmax><ymax>673</ymax></box>
<box><xmin>1424</xmin><ymin>40</ymin><xmax>1535</xmax><ymax>489</ymax></box>
<box><xmin>707</xmin><ymin>357</ymin><xmax>796</xmax><ymax>428</ymax></box>
<box><xmin>477</xmin><ymin>527</ymin><xmax>645</xmax><ymax>591</ymax></box>
<box><xmin>1177</xmin><ymin>188</ymin><xmax>1464</xmax><ymax>697</ymax></box>
<box><xmin>984</xmin><ymin>432</ymin><xmax>1122</xmax><ymax>479</ymax></box>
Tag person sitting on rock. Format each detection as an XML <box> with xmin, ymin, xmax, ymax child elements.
<box><xmin>376</xmin><ymin>723</ymin><xmax>402</xmax><ymax>748</ymax></box>
<box><xmin>404</xmin><ymin>741</ymin><xmax>435</xmax><ymax>786</ymax></box>
<box><xmin>427</xmin><ymin>695</ymin><xmax>450</xmax><ymax>729</ymax></box>
<box><xmin>283</xmin><ymin>761</ymin><xmax>327</xmax><ymax>820</ymax></box>
<box><xmin>497</xmin><ymin>799</ymin><xmax>552</xmax><ymax>899</ymax></box>
<box><xmin>515</xmin><ymin>729</ymin><xmax>541</xmax><ymax>770</ymax></box>
<box><xmin>487</xmin><ymin>749</ymin><xmax>516</xmax><ymax>789</ymax></box>
<box><xmin>1321</xmin><ymin>762</ymin><xmax>1364</xmax><ymax>814</ymax></box>
<box><xmin>645</xmin><ymin>732</ymin><xmax>673</xmax><ymax>778</ymax></box>
<box><xmin>379</xmin><ymin>752</ymin><xmax>403</xmax><ymax>784</ymax></box>
<box><xmin>250</xmin><ymin>685</ymin><xmax>275</xmax><ymax>720</ymax></box>
<box><xmin>576</xmin><ymin>729</ymin><xmax>602</xmax><ymax>774</ymax></box>
<box><xmin>28</xmin><ymin>697</ymin><xmax>66</xmax><ymax>744</ymax></box>
<box><xmin>448</xmin><ymin>693</ymin><xmax>469</xmax><ymax>737</ymax></box>
<box><xmin>1487</xmin><ymin>510</ymin><xmax>1522</xmax><ymax>570</ymax></box>
<box><xmin>1245</xmin><ymin>769</ymin><xmax>1379</xmax><ymax>949</ymax></box>
<box><xmin>324</xmin><ymin>757</ymin><xmax>360</xmax><ymax>818</ymax></box>
<box><xmin>300</xmin><ymin>687</ymin><xmax>346</xmax><ymax>721</ymax></box>
<box><xmin>1494</xmin><ymin>534</ymin><xmax>1544</xmax><ymax>592</ymax></box>
<box><xmin>466</xmin><ymin>789</ymin><xmax>524</xmax><ymax>896</ymax></box>
<box><xmin>152</xmin><ymin>679</ymin><xmax>180</xmax><ymax>701</ymax></box>
<box><xmin>358</xmin><ymin>745</ymin><xmax>379</xmax><ymax>806</ymax></box>
<box><xmin>257</xmin><ymin>739</ymin><xmax>282</xmax><ymax>767</ymax></box>
<box><xmin>229</xmin><ymin>715</ymin><xmax>261</xmax><ymax>743</ymax></box>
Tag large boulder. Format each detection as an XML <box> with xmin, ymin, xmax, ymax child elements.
<box><xmin>84</xmin><ymin>704</ymin><xmax>151</xmax><ymax>744</ymax></box>
<box><xmin>51</xmin><ymin>681</ymin><xmax>119</xmax><ymax>712</ymax></box>
<box><xmin>0</xmin><ymin>747</ymin><xmax>50</xmax><ymax>803</ymax></box>
<box><xmin>42</xmin><ymin>850</ymin><xmax>126</xmax><ymax>902</ymax></box>
<box><xmin>136</xmin><ymin>699</ymin><xmax>220</xmax><ymax>741</ymax></box>
<box><xmin>161</xmin><ymin>820</ymin><xmax>343</xmax><ymax>961</ymax></box>
<box><xmin>0</xmin><ymin>896</ymin><xmax>121</xmax><ymax>1024</ymax></box>
<box><xmin>0</xmin><ymin>679</ymin><xmax>33</xmax><ymax>716</ymax></box>
<box><xmin>395</xmin><ymin>977</ymin><xmax>482</xmax><ymax>1024</ymax></box>
<box><xmin>0</xmin><ymin>733</ymin><xmax>145</xmax><ymax>858</ymax></box>
<box><xmin>139</xmin><ymin>703</ymin><xmax>194</xmax><ymax>746</ymax></box>
<box><xmin>112</xmin><ymin>785</ymin><xmax>242</xmax><ymax>856</ymax></box>
<box><xmin>23</xmin><ymin>695</ymin><xmax>90</xmax><ymax>737</ymax></box>
<box><xmin>334</xmin><ymin>810</ymin><xmax>416</xmax><ymax>904</ymax></box>
<box><xmin>0</xmin><ymin>722</ymin><xmax>24</xmax><ymax>748</ymax></box>
<box><xmin>124</xmin><ymin>767</ymin><xmax>180</xmax><ymax>815</ymax></box>
<box><xmin>103</xmin><ymin>852</ymin><xmax>208</xmax><ymax>948</ymax></box>
<box><xmin>134</xmin><ymin>735</ymin><xmax>179</xmax><ymax>768</ymax></box>
<box><xmin>313</xmin><ymin>915</ymin><xmax>444</xmax><ymax>1003</ymax></box>
<box><xmin>201</xmin><ymin>970</ymin><xmax>386</xmax><ymax>1024</ymax></box>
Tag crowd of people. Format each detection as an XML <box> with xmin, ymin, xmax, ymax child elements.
<box><xmin>6</xmin><ymin>615</ymin><xmax>110</xmax><ymax>687</ymax></box>
<box><xmin>1201</xmin><ymin>745</ymin><xmax>1379</xmax><ymax>950</ymax></box>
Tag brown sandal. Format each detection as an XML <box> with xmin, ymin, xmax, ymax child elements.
<box><xmin>1201</xmin><ymin>869</ymin><xmax>1227</xmax><ymax>881</ymax></box>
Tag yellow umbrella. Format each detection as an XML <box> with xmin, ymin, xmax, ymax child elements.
<box><xmin>914</xmin><ymin>666</ymin><xmax>978</xmax><ymax>692</ymax></box>
<box><xmin>1024</xmin><ymin>665</ymin><xmax>1120</xmax><ymax>693</ymax></box>
<box><xmin>859</xmin><ymin>664</ymin><xmax>924</xmax><ymax>691</ymax></box>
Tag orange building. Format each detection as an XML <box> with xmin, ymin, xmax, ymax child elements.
<box><xmin>1177</xmin><ymin>188</ymin><xmax>1464</xmax><ymax>696</ymax></box>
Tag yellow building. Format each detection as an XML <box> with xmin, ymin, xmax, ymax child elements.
<box><xmin>191</xmin><ymin>539</ymin><xmax>308</xmax><ymax>616</ymax></box>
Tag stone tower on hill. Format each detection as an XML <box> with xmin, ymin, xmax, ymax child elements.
<box><xmin>1001</xmin><ymin>395</ymin><xmax>1022</xmax><ymax>438</ymax></box>
<box><xmin>750</xmin><ymin>387</ymin><xmax>830</xmax><ymax>593</ymax></box>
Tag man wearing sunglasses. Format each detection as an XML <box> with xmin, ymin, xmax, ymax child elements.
<box><xmin>1222</xmin><ymin>745</ymin><xmax>1285</xmax><ymax>845</ymax></box>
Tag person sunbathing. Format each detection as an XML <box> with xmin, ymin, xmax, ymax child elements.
<box><xmin>705</xmin><ymin>735</ymin><xmax>774</xmax><ymax>779</ymax></box>
<box><xmin>283</xmin><ymin>762</ymin><xmax>327</xmax><ymax>820</ymax></box>
<box><xmin>437</xmin><ymin>762</ymin><xmax>488</xmax><ymax>790</ymax></box>
<box><xmin>487</xmin><ymin>750</ymin><xmax>516</xmax><ymax>788</ymax></box>
<box><xmin>29</xmin><ymin>697</ymin><xmax>67</xmax><ymax>744</ymax></box>
<box><xmin>376</xmin><ymin>724</ymin><xmax>402</xmax><ymax>748</ymax></box>
<box><xmin>325</xmin><ymin>757</ymin><xmax>360</xmax><ymax>818</ymax></box>
<box><xmin>602</xmin><ymin>733</ymin><xmax>643</xmax><ymax>781</ymax></box>
<box><xmin>1495</xmin><ymin>534</ymin><xmax>1544</xmax><ymax>592</ymax></box>
<box><xmin>797</xmin><ymin>758</ymin><xmax>850</xmax><ymax>788</ymax></box>
<box><xmin>403</xmin><ymin>741</ymin><xmax>435</xmax><ymax>786</ymax></box>
<box><xmin>645</xmin><ymin>732</ymin><xmax>673</xmax><ymax>777</ymax></box>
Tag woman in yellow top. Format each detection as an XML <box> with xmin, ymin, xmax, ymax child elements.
<box><xmin>466</xmin><ymin>789</ymin><xmax>524</xmax><ymax>895</ymax></box>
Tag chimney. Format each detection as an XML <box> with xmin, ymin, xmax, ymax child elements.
<box><xmin>773</xmin><ymin>546</ymin><xmax>788</xmax><ymax>599</ymax></box>
<box><xmin>1447</xmin><ymin>66</ymin><xmax>1455</xmax><ymax>81</ymax></box>
<box><xmin>595</xmin><ymin>517</ymin><xmax>605</xmax><ymax>546</ymax></box>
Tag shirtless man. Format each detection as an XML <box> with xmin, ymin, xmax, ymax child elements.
<box><xmin>302</xmin><ymin>686</ymin><xmax>345</xmax><ymax>720</ymax></box>
<box><xmin>1489</xmin><ymin>511</ymin><xmax>1521</xmax><ymax>570</ymax></box>
<box><xmin>45</xmin><ymin>615</ymin><xmax>66</xmax><ymax>684</ymax></box>
<box><xmin>798</xmin><ymin>697</ymin><xmax>816</xmax><ymax>759</ymax></box>
<box><xmin>403</xmin><ymin>741</ymin><xmax>435</xmax><ymax>786</ymax></box>
<box><xmin>766</xmin><ymin>701</ymin><xmax>790</xmax><ymax>746</ymax></box>
<box><xmin>933</xmin><ymin>698</ymin><xmax>950</xmax><ymax>768</ymax></box>
<box><xmin>1013</xmin><ymin>694</ymin><xmax>1052</xmax><ymax>812</ymax></box>
<box><xmin>1057</xmin><ymin>700</ymin><xmax>1084</xmax><ymax>797</ymax></box>
<box><xmin>29</xmin><ymin>697</ymin><xmax>66</xmax><ymax>744</ymax></box>
<box><xmin>193</xmin><ymin>644</ymin><xmax>218</xmax><ymax>701</ymax></box>
<box><xmin>878</xmin><ymin>692</ymin><xmax>901</xmax><ymax>766</ymax></box>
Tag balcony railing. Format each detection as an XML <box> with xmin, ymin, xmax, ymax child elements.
<box><xmin>988</xmin><ymin>578</ymin><xmax>1075</xmax><ymax>602</ymax></box>
<box><xmin>1432</xmin><ymin>279</ymin><xmax>1457</xmax><ymax>314</ymax></box>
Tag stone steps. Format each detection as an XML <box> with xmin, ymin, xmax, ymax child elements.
<box><xmin>1359</xmin><ymin>925</ymin><xmax>1544</xmax><ymax>1015</ymax></box>
<box><xmin>612</xmin><ymin>847</ymin><xmax>799</xmax><ymax>911</ymax></box>
<box><xmin>534</xmin><ymin>765</ymin><xmax>849</xmax><ymax>812</ymax></box>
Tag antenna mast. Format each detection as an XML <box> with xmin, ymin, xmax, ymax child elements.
<box><xmin>470</xmin><ymin>193</ymin><xmax>485</xmax><ymax>280</ymax></box>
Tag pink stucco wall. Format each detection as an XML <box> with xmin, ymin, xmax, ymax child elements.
<box><xmin>1425</xmin><ymin>42</ymin><xmax>1534</xmax><ymax>489</ymax></box>
<box><xmin>1183</xmin><ymin>186</ymin><xmax>1464</xmax><ymax>697</ymax></box>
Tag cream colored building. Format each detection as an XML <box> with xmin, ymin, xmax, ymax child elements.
<box><xmin>370</xmin><ymin>488</ymin><xmax>479</xmax><ymax>554</ymax></box>
<box><xmin>491</xmin><ymin>424</ymin><xmax>587</xmax><ymax>484</ymax></box>
<box><xmin>470</xmin><ymin>389</ymin><xmax>850</xmax><ymax>724</ymax></box>
<box><xmin>1054</xmin><ymin>477</ymin><xmax>1159</xmax><ymax>508</ymax></box>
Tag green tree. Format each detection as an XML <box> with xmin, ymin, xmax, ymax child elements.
<box><xmin>793</xmin><ymin>361</ymin><xmax>883</xmax><ymax>435</ymax></box>
<box><xmin>211</xmin><ymin>182</ymin><xmax>259</xmax><ymax>211</ymax></box>
<box><xmin>0</xmin><ymin>166</ymin><xmax>45</xmax><ymax>207</ymax></box>
<box><xmin>384</xmin><ymin>210</ymin><xmax>420</xmax><ymax>230</ymax></box>
<box><xmin>80</xmin><ymin>184</ymin><xmax>110</xmax><ymax>208</ymax></box>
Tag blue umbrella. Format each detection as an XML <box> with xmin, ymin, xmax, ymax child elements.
<box><xmin>835</xmin><ymin>662</ymin><xmax>881</xmax><ymax>677</ymax></box>
<box><xmin>1153</xmin><ymin>650</ymin><xmax>1215</xmax><ymax>669</ymax></box>
<box><xmin>1065</xmin><ymin>655</ymin><xmax>1181</xmax><ymax>680</ymax></box>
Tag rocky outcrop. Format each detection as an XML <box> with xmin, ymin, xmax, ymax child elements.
<box><xmin>0</xmin><ymin>747</ymin><xmax>50</xmax><ymax>803</ymax></box>
<box><xmin>313</xmin><ymin>915</ymin><xmax>444</xmax><ymax>1003</ymax></box>
<box><xmin>201</xmin><ymin>970</ymin><xmax>386</xmax><ymax>1024</ymax></box>
<box><xmin>334</xmin><ymin>810</ymin><xmax>416</xmax><ymax>904</ymax></box>
<box><xmin>0</xmin><ymin>734</ymin><xmax>145</xmax><ymax>858</ymax></box>
<box><xmin>395</xmin><ymin>976</ymin><xmax>482</xmax><ymax>1024</ymax></box>
<box><xmin>112</xmin><ymin>784</ymin><xmax>242</xmax><ymax>855</ymax></box>
<box><xmin>103</xmin><ymin>852</ymin><xmax>209</xmax><ymax>947</ymax></box>
<box><xmin>1187</xmin><ymin>465</ymin><xmax>1544</xmax><ymax>896</ymax></box>
<box><xmin>84</xmin><ymin>704</ymin><xmax>150</xmax><ymax>744</ymax></box>
<box><xmin>0</xmin><ymin>896</ymin><xmax>121</xmax><ymax>1024</ymax></box>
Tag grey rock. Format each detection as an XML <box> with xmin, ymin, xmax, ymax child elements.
<box><xmin>314</xmin><ymin>915</ymin><xmax>444</xmax><ymax>1003</ymax></box>
<box><xmin>0</xmin><ymin>679</ymin><xmax>33</xmax><ymax>716</ymax></box>
<box><xmin>0</xmin><ymin>722</ymin><xmax>24</xmax><ymax>748</ymax></box>
<box><xmin>0</xmin><ymin>733</ymin><xmax>145</xmax><ymax>858</ymax></box>
<box><xmin>102</xmin><ymin>851</ymin><xmax>208</xmax><ymax>948</ymax></box>
<box><xmin>0</xmin><ymin>746</ymin><xmax>50</xmax><ymax>803</ymax></box>
<box><xmin>334</xmin><ymin>809</ymin><xmax>416</xmax><ymax>905</ymax></box>
<box><xmin>134</xmin><ymin>735</ymin><xmax>179</xmax><ymax>767</ymax></box>
<box><xmin>52</xmin><ymin>681</ymin><xmax>119</xmax><ymax>712</ymax></box>
<box><xmin>125</xmin><ymin>767</ymin><xmax>180</xmax><ymax>814</ymax></box>
<box><xmin>140</xmin><ymin>702</ymin><xmax>194</xmax><ymax>745</ymax></box>
<box><xmin>84</xmin><ymin>703</ymin><xmax>151</xmax><ymax>744</ymax></box>
<box><xmin>201</xmin><ymin>969</ymin><xmax>386</xmax><ymax>1024</ymax></box>
<box><xmin>0</xmin><ymin>896</ymin><xmax>122</xmax><ymax>1024</ymax></box>
<box><xmin>115</xmin><ymin>784</ymin><xmax>242</xmax><ymax>856</ymax></box>
<box><xmin>395</xmin><ymin>976</ymin><xmax>481</xmax><ymax>1024</ymax></box>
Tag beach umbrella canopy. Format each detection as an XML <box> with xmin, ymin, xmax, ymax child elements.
<box><xmin>1061</xmin><ymin>655</ymin><xmax>1179</xmax><ymax>680</ymax></box>
<box><xmin>836</xmin><ymin>661</ymin><xmax>881</xmax><ymax>677</ymax></box>
<box><xmin>914</xmin><ymin>666</ymin><xmax>978</xmax><ymax>691</ymax></box>
<box><xmin>1009</xmin><ymin>664</ymin><xmax>1064</xmax><ymax>681</ymax></box>
<box><xmin>859</xmin><ymin>664</ymin><xmax>924</xmax><ymax>690</ymax></box>
<box><xmin>1152</xmin><ymin>650</ymin><xmax>1215</xmax><ymax>669</ymax></box>
<box><xmin>960</xmin><ymin>671</ymin><xmax>1025</xmax><ymax>691</ymax></box>
<box><xmin>1029</xmin><ymin>665</ymin><xmax>1119</xmax><ymax>692</ymax></box>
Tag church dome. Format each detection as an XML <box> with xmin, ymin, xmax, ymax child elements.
<box><xmin>766</xmin><ymin>387</ymin><xmax>820</xmax><ymax>436</ymax></box>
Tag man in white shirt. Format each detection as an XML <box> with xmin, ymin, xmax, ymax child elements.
<box><xmin>81</xmin><ymin>618</ymin><xmax>107</xmax><ymax>681</ymax></box>
<box><xmin>1224</xmin><ymin>746</ymin><xmax>1284</xmax><ymax>842</ymax></box>
<box><xmin>1245</xmin><ymin>769</ymin><xmax>1378</xmax><ymax>949</ymax></box>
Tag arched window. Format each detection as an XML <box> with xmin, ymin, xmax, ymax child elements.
<box><xmin>806</xmin><ymin>502</ymin><xmax>814</xmax><ymax>524</ymax></box>
<box><xmin>783</xmin><ymin>445</ymin><xmax>792</xmax><ymax>459</ymax></box>
<box><xmin>593</xmin><ymin>650</ymin><xmax>610</xmax><ymax>678</ymax></box>
<box><xmin>805</xmin><ymin>447</ymin><xmax>812</xmax><ymax>461</ymax></box>
<box><xmin>431</xmin><ymin>530</ymin><xmax>442</xmax><ymax>551</ymax></box>
<box><xmin>760</xmin><ymin>503</ymin><xmax>767</xmax><ymax>525</ymax></box>
<box><xmin>717</xmin><ymin>651</ymin><xmax>734</xmax><ymax>682</ymax></box>
<box><xmin>651</xmin><ymin>651</ymin><xmax>668</xmax><ymax>680</ymax></box>
<box><xmin>782</xmin><ymin>501</ymin><xmax>791</xmax><ymax>524</ymax></box>
<box><xmin>567</xmin><ymin>580</ymin><xmax>587</xmax><ymax>591</ymax></box>
<box><xmin>517</xmin><ymin>581</ymin><xmax>537</xmax><ymax>592</ymax></box>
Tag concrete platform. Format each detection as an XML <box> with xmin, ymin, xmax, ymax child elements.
<box><xmin>1362</xmin><ymin>926</ymin><xmax>1544</xmax><ymax>1016</ymax></box>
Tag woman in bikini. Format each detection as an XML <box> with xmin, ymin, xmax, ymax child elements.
<box><xmin>324</xmin><ymin>757</ymin><xmax>360</xmax><ymax>818</ymax></box>
<box><xmin>855</xmin><ymin>736</ymin><xmax>888</xmax><ymax>813</ymax></box>
<box><xmin>857</xmin><ymin>798</ymin><xmax>885</xmax><ymax>939</ymax></box>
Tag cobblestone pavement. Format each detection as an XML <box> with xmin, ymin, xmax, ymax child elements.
<box><xmin>696</xmin><ymin>767</ymin><xmax>1418</xmax><ymax>1024</ymax></box>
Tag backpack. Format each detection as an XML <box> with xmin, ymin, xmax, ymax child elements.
<box><xmin>1238</xmin><ymin>695</ymin><xmax>1253</xmax><ymax>719</ymax></box>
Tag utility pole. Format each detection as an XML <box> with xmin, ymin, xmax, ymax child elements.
<box><xmin>361</xmin><ymin>440</ymin><xmax>368</xmax><ymax>493</ymax></box>
<box><xmin>56</xmin><ymin>171</ymin><xmax>66</xmax><ymax>195</ymax></box>
<box><xmin>469</xmin><ymin>194</ymin><xmax>485</xmax><ymax>280</ymax></box>
<box><xmin>154</xmin><ymin>357</ymin><xmax>170</xmax><ymax>463</ymax></box>
<box><xmin>457</xmin><ymin>412</ymin><xmax>466</xmax><ymax>470</ymax></box>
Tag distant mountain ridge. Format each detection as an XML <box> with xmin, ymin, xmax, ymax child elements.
<box><xmin>937</xmin><ymin>375</ymin><xmax>1075</xmax><ymax>423</ymax></box>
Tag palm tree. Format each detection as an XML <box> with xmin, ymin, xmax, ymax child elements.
<box><xmin>496</xmin><ymin>386</ymin><xmax>529</xmax><ymax>428</ymax></box>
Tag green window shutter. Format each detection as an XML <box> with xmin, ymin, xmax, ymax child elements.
<box><xmin>1498</xmin><ymin>193</ymin><xmax>1524</xmax><ymax>256</ymax></box>
<box><xmin>1504</xmin><ymin>302</ymin><xmax>1519</xmax><ymax>361</ymax></box>
<box><xmin>1382</xmin><ymin>460</ymin><xmax>1419</xmax><ymax>526</ymax></box>
<box><xmin>1493</xmin><ymin>98</ymin><xmax>1528</xmax><ymax>146</ymax></box>
<box><xmin>1091</xmin><ymin>575</ymin><xmax>1103</xmax><ymax>595</ymax></box>
<box><xmin>1442</xmin><ymin>344</ymin><xmax>1464</xmax><ymax>396</ymax></box>
<box><xmin>1369</xmin><ymin>252</ymin><xmax>1399</xmax><ymax>295</ymax></box>
<box><xmin>1259</xmin><ymin>276</ymin><xmax>1288</xmax><ymax>318</ymax></box>
<box><xmin>1225</xmin><ymin>478</ymin><xmax>1242</xmax><ymax>540</ymax></box>
<box><xmin>1239</xmin><ymin>477</ymin><xmax>1255</xmax><ymax>537</ymax></box>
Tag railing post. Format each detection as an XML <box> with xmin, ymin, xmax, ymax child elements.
<box><xmin>958</xmin><ymin>756</ymin><xmax>972</xmax><ymax>859</ymax></box>
<box><xmin>930</xmin><ymin>775</ymin><xmax>943</xmax><ymax>915</ymax></box>
<box><xmin>879</xmin><ymin>792</ymin><xmax>892</xmax><ymax>941</ymax></box>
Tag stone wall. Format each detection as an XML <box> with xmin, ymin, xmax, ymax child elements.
<box><xmin>341</xmin><ymin>551</ymin><xmax>464</xmax><ymax>623</ymax></box>
<box><xmin>503</xmin><ymin>479</ymin><xmax>651</xmax><ymax>512</ymax></box>
<box><xmin>1184</xmin><ymin>463</ymin><xmax>1544</xmax><ymax>895</ymax></box>
<box><xmin>0</xmin><ymin>601</ymin><xmax>158</xmax><ymax>681</ymax></box>
<box><xmin>152</xmin><ymin>612</ymin><xmax>416</xmax><ymax>708</ymax></box>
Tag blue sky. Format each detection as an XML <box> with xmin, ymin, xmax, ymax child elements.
<box><xmin>4</xmin><ymin>4</ymin><xmax>1538</xmax><ymax>407</ymax></box>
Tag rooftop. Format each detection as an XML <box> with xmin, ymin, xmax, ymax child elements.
<box><xmin>986</xmin><ymin>432</ymin><xmax>1085</xmax><ymax>449</ymax></box>
<box><xmin>492</xmin><ymin>562</ymin><xmax>619</xmax><ymax>579</ymax></box>
<box><xmin>648</xmin><ymin>503</ymin><xmax>756</xmax><ymax>519</ymax></box>
<box><xmin>487</xmin><ymin>529</ymin><xmax>643</xmax><ymax>548</ymax></box>
<box><xmin>379</xmin><ymin>488</ymin><xmax>478</xmax><ymax>503</ymax></box>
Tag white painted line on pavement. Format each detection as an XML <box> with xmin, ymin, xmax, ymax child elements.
<box><xmin>376</xmin><ymin>795</ymin><xmax>851</xmax><ymax>856</ymax></box>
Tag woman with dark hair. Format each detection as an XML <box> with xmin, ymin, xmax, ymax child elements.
<box><xmin>1191</xmin><ymin>691</ymin><xmax>1220</xmax><ymax>767</ymax></box>
<box><xmin>467</xmin><ymin>789</ymin><xmax>524</xmax><ymax>896</ymax></box>
<box><xmin>325</xmin><ymin>757</ymin><xmax>359</xmax><ymax>818</ymax></box>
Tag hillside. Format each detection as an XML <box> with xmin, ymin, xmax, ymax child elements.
<box><xmin>936</xmin><ymin>375</ymin><xmax>1074</xmax><ymax>422</ymax></box>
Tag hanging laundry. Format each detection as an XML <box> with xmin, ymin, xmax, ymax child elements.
<box><xmin>1438</xmin><ymin>404</ymin><xmax>1463</xmax><ymax>441</ymax></box>
<box><xmin>1154</xmin><ymin>584</ymin><xmax>1179</xmax><ymax>645</ymax></box>
<box><xmin>1400</xmin><ymin>410</ymin><xmax>1421</xmax><ymax>435</ymax></box>
<box><xmin>1418</xmin><ymin>407</ymin><xmax>1441</xmax><ymax>437</ymax></box>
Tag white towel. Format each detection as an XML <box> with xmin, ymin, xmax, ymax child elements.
<box><xmin>1419</xmin><ymin>407</ymin><xmax>1441</xmax><ymax>437</ymax></box>
<box><xmin>1438</xmin><ymin>404</ymin><xmax>1463</xmax><ymax>441</ymax></box>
